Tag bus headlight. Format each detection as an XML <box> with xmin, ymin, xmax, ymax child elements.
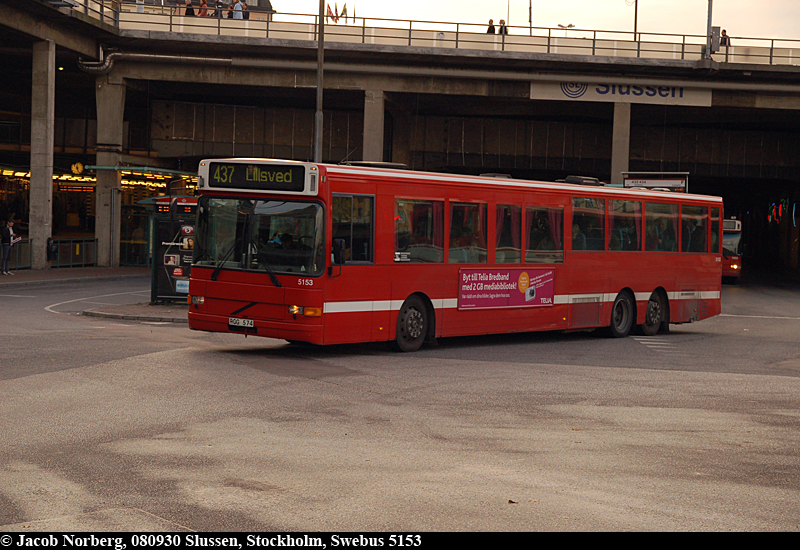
<box><xmin>731</xmin><ymin>264</ymin><xmax>740</xmax><ymax>270</ymax></box>
<box><xmin>191</xmin><ymin>295</ymin><xmax>205</xmax><ymax>306</ymax></box>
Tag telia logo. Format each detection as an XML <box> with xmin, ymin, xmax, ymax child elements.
<box><xmin>561</xmin><ymin>82</ymin><xmax>589</xmax><ymax>99</ymax></box>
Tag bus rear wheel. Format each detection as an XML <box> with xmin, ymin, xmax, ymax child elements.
<box><xmin>640</xmin><ymin>292</ymin><xmax>665</xmax><ymax>336</ymax></box>
<box><xmin>609</xmin><ymin>291</ymin><xmax>635</xmax><ymax>338</ymax></box>
<box><xmin>394</xmin><ymin>295</ymin><xmax>428</xmax><ymax>352</ymax></box>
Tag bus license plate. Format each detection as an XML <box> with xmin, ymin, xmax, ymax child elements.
<box><xmin>228</xmin><ymin>317</ymin><xmax>254</xmax><ymax>328</ymax></box>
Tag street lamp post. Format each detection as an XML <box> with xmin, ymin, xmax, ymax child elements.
<box><xmin>558</xmin><ymin>23</ymin><xmax>574</xmax><ymax>37</ymax></box>
<box><xmin>625</xmin><ymin>0</ymin><xmax>638</xmax><ymax>40</ymax></box>
<box><xmin>705</xmin><ymin>0</ymin><xmax>714</xmax><ymax>60</ymax></box>
<box><xmin>314</xmin><ymin>0</ymin><xmax>324</xmax><ymax>163</ymax></box>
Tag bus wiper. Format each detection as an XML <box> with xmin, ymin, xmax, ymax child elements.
<box><xmin>255</xmin><ymin>246</ymin><xmax>283</xmax><ymax>287</ymax></box>
<box><xmin>239</xmin><ymin>214</ymin><xmax>282</xmax><ymax>288</ymax></box>
<box><xmin>210</xmin><ymin>239</ymin><xmax>239</xmax><ymax>281</ymax></box>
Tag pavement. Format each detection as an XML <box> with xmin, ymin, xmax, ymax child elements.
<box><xmin>0</xmin><ymin>266</ymin><xmax>189</xmax><ymax>324</ymax></box>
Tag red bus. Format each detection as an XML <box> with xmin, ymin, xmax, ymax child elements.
<box><xmin>722</xmin><ymin>218</ymin><xmax>743</xmax><ymax>282</ymax></box>
<box><xmin>188</xmin><ymin>159</ymin><xmax>722</xmax><ymax>351</ymax></box>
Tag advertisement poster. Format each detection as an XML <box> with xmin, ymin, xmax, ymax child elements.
<box><xmin>155</xmin><ymin>222</ymin><xmax>195</xmax><ymax>299</ymax></box>
<box><xmin>459</xmin><ymin>268</ymin><xmax>555</xmax><ymax>309</ymax></box>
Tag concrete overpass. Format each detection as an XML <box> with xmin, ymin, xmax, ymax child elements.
<box><xmin>3</xmin><ymin>1</ymin><xmax>800</xmax><ymax>272</ymax></box>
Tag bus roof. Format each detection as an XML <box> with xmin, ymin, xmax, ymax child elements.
<box><xmin>322</xmin><ymin>163</ymin><xmax>723</xmax><ymax>205</ymax></box>
<box><xmin>199</xmin><ymin>158</ymin><xmax>723</xmax><ymax>205</ymax></box>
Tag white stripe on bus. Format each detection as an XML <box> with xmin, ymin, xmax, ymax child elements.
<box><xmin>323</xmin><ymin>292</ymin><xmax>719</xmax><ymax>314</ymax></box>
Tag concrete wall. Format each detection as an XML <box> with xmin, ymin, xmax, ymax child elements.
<box><xmin>146</xmin><ymin>95</ymin><xmax>800</xmax><ymax>182</ymax></box>
<box><xmin>150</xmin><ymin>101</ymin><xmax>365</xmax><ymax>163</ymax></box>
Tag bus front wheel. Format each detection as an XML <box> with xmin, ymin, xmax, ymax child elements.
<box><xmin>394</xmin><ymin>295</ymin><xmax>428</xmax><ymax>352</ymax></box>
<box><xmin>609</xmin><ymin>291</ymin><xmax>635</xmax><ymax>338</ymax></box>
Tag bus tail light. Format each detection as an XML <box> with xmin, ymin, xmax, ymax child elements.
<box><xmin>289</xmin><ymin>305</ymin><xmax>322</xmax><ymax>317</ymax></box>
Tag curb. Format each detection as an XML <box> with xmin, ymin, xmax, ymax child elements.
<box><xmin>82</xmin><ymin>310</ymin><xmax>189</xmax><ymax>324</ymax></box>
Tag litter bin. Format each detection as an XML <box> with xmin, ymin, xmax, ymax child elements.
<box><xmin>47</xmin><ymin>238</ymin><xmax>58</xmax><ymax>262</ymax></box>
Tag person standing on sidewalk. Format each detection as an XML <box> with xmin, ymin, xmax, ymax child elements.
<box><xmin>1</xmin><ymin>219</ymin><xmax>16</xmax><ymax>275</ymax></box>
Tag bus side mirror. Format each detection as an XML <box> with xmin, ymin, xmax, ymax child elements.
<box><xmin>329</xmin><ymin>239</ymin><xmax>345</xmax><ymax>277</ymax></box>
<box><xmin>332</xmin><ymin>239</ymin><xmax>346</xmax><ymax>265</ymax></box>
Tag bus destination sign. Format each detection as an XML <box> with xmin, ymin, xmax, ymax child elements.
<box><xmin>208</xmin><ymin>162</ymin><xmax>305</xmax><ymax>192</ymax></box>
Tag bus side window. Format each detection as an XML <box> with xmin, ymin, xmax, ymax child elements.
<box><xmin>572</xmin><ymin>198</ymin><xmax>605</xmax><ymax>251</ymax></box>
<box><xmin>496</xmin><ymin>205</ymin><xmax>522</xmax><ymax>263</ymax></box>
<box><xmin>351</xmin><ymin>196</ymin><xmax>374</xmax><ymax>262</ymax></box>
<box><xmin>609</xmin><ymin>200</ymin><xmax>642</xmax><ymax>251</ymax></box>
<box><xmin>333</xmin><ymin>195</ymin><xmax>374</xmax><ymax>263</ymax></box>
<box><xmin>449</xmin><ymin>202</ymin><xmax>487</xmax><ymax>263</ymax></box>
<box><xmin>710</xmin><ymin>207</ymin><xmax>721</xmax><ymax>253</ymax></box>
<box><xmin>395</xmin><ymin>199</ymin><xmax>444</xmax><ymax>263</ymax></box>
<box><xmin>645</xmin><ymin>202</ymin><xmax>678</xmax><ymax>252</ymax></box>
<box><xmin>525</xmin><ymin>207</ymin><xmax>564</xmax><ymax>263</ymax></box>
<box><xmin>682</xmin><ymin>205</ymin><xmax>708</xmax><ymax>253</ymax></box>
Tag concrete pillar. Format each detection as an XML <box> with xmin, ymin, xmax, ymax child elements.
<box><xmin>610</xmin><ymin>102</ymin><xmax>631</xmax><ymax>187</ymax></box>
<box><xmin>363</xmin><ymin>90</ymin><xmax>385</xmax><ymax>162</ymax></box>
<box><xmin>95</xmin><ymin>75</ymin><xmax>126</xmax><ymax>267</ymax></box>
<box><xmin>30</xmin><ymin>41</ymin><xmax>55</xmax><ymax>269</ymax></box>
<box><xmin>389</xmin><ymin>108</ymin><xmax>411</xmax><ymax>167</ymax></box>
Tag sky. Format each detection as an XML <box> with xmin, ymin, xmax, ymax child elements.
<box><xmin>279</xmin><ymin>1</ymin><xmax>800</xmax><ymax>42</ymax></box>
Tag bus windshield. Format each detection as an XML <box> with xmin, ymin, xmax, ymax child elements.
<box><xmin>195</xmin><ymin>197</ymin><xmax>325</xmax><ymax>276</ymax></box>
<box><xmin>722</xmin><ymin>231</ymin><xmax>742</xmax><ymax>257</ymax></box>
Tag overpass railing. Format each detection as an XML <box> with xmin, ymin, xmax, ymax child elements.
<box><xmin>59</xmin><ymin>1</ymin><xmax>800</xmax><ymax>66</ymax></box>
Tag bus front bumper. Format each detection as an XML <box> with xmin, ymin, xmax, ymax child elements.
<box><xmin>188</xmin><ymin>312</ymin><xmax>324</xmax><ymax>344</ymax></box>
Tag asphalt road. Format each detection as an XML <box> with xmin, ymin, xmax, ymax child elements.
<box><xmin>1</xmin><ymin>276</ymin><xmax>799</xmax><ymax>531</ymax></box>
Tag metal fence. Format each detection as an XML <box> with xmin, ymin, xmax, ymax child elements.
<box><xmin>50</xmin><ymin>238</ymin><xmax>98</xmax><ymax>268</ymax></box>
<box><xmin>53</xmin><ymin>1</ymin><xmax>800</xmax><ymax>66</ymax></box>
<box><xmin>120</xmin><ymin>207</ymin><xmax>150</xmax><ymax>267</ymax></box>
<box><xmin>4</xmin><ymin>208</ymin><xmax>150</xmax><ymax>272</ymax></box>
<box><xmin>7</xmin><ymin>238</ymin><xmax>31</xmax><ymax>270</ymax></box>
<box><xmin>5</xmin><ymin>238</ymin><xmax>98</xmax><ymax>270</ymax></box>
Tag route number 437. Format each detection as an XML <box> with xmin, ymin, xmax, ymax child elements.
<box><xmin>388</xmin><ymin>535</ymin><xmax>422</xmax><ymax>547</ymax></box>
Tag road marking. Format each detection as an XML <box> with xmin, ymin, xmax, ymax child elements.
<box><xmin>44</xmin><ymin>291</ymin><xmax>147</xmax><ymax>315</ymax></box>
<box><xmin>720</xmin><ymin>313</ymin><xmax>800</xmax><ymax>320</ymax></box>
<box><xmin>632</xmin><ymin>336</ymin><xmax>687</xmax><ymax>354</ymax></box>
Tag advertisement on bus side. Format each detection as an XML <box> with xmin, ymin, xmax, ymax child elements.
<box><xmin>459</xmin><ymin>268</ymin><xmax>555</xmax><ymax>309</ymax></box>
